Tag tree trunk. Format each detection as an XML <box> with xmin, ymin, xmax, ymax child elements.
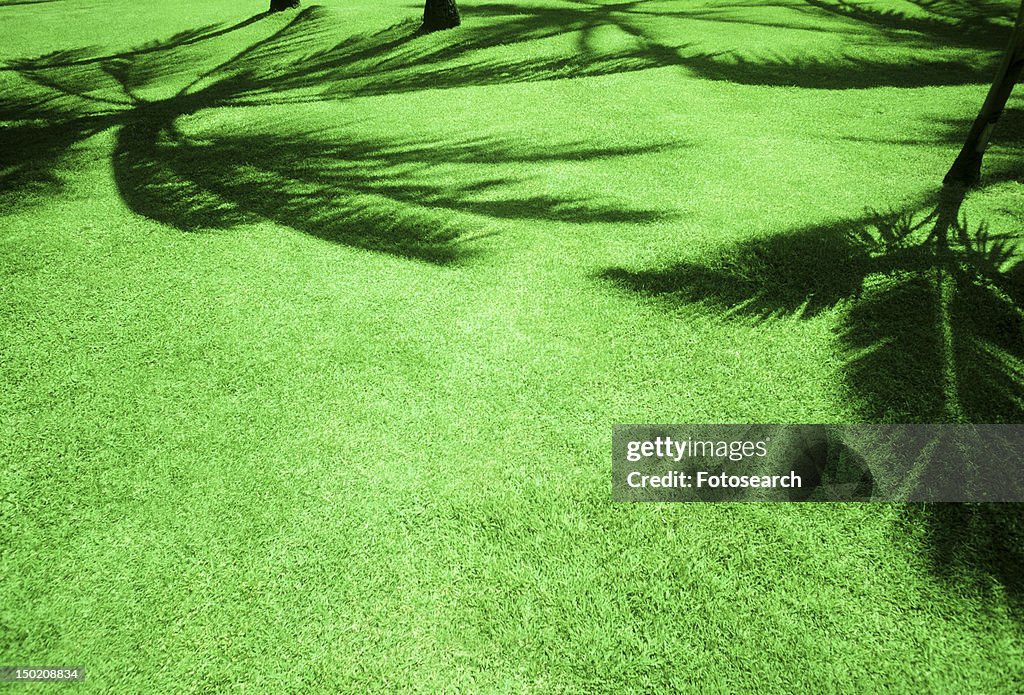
<box><xmin>422</xmin><ymin>0</ymin><xmax>460</xmax><ymax>33</ymax></box>
<box><xmin>944</xmin><ymin>1</ymin><xmax>1024</xmax><ymax>186</ymax></box>
<box><xmin>268</xmin><ymin>0</ymin><xmax>299</xmax><ymax>13</ymax></box>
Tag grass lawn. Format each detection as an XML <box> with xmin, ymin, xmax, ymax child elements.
<box><xmin>2</xmin><ymin>0</ymin><xmax>1024</xmax><ymax>691</ymax></box>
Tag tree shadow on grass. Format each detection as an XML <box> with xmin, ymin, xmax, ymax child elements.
<box><xmin>900</xmin><ymin>502</ymin><xmax>1024</xmax><ymax>623</ymax></box>
<box><xmin>0</xmin><ymin>94</ymin><xmax>117</xmax><ymax>209</ymax></box>
<box><xmin>599</xmin><ymin>158</ymin><xmax>1024</xmax><ymax>618</ymax></box>
<box><xmin>112</xmin><ymin>110</ymin><xmax>670</xmax><ymax>263</ymax></box>
<box><xmin>1</xmin><ymin>5</ymin><xmax>680</xmax><ymax>262</ymax></box>
<box><xmin>679</xmin><ymin>50</ymin><xmax>998</xmax><ymax>89</ymax></box>
<box><xmin>601</xmin><ymin>177</ymin><xmax>1024</xmax><ymax>422</ymax></box>
<box><xmin>676</xmin><ymin>0</ymin><xmax>1015</xmax><ymax>89</ymax></box>
<box><xmin>464</xmin><ymin>0</ymin><xmax>1019</xmax><ymax>90</ymax></box>
<box><xmin>176</xmin><ymin>6</ymin><xmax>685</xmax><ymax>103</ymax></box>
<box><xmin>798</xmin><ymin>0</ymin><xmax>1014</xmax><ymax>49</ymax></box>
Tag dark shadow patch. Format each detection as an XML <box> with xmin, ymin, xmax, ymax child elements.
<box><xmin>600</xmin><ymin>220</ymin><xmax>872</xmax><ymax>320</ymax></box>
<box><xmin>0</xmin><ymin>95</ymin><xmax>115</xmax><ymax>209</ymax></box>
<box><xmin>900</xmin><ymin>503</ymin><xmax>1024</xmax><ymax>623</ymax></box>
<box><xmin>111</xmin><ymin>110</ymin><xmax>672</xmax><ymax>263</ymax></box>
<box><xmin>680</xmin><ymin>51</ymin><xmax>998</xmax><ymax>89</ymax></box>
<box><xmin>600</xmin><ymin>182</ymin><xmax>1024</xmax><ymax>423</ymax></box>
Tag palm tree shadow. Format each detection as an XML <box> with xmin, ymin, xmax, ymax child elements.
<box><xmin>600</xmin><ymin>180</ymin><xmax>1024</xmax><ymax>422</ymax></box>
<box><xmin>601</xmin><ymin>220</ymin><xmax>871</xmax><ymax>320</ymax></box>
<box><xmin>600</xmin><ymin>175</ymin><xmax>1024</xmax><ymax>617</ymax></box>
<box><xmin>0</xmin><ymin>94</ymin><xmax>117</xmax><ymax>209</ymax></box>
<box><xmin>3</xmin><ymin>5</ymin><xmax>681</xmax><ymax>262</ymax></box>
<box><xmin>676</xmin><ymin>0</ymin><xmax>1016</xmax><ymax>89</ymax></box>
<box><xmin>465</xmin><ymin>0</ymin><xmax>1013</xmax><ymax>91</ymax></box>
<box><xmin>900</xmin><ymin>502</ymin><xmax>1024</xmax><ymax>623</ymax></box>
<box><xmin>112</xmin><ymin>108</ymin><xmax>671</xmax><ymax>263</ymax></box>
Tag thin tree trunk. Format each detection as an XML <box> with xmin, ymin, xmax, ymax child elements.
<box><xmin>422</xmin><ymin>0</ymin><xmax>460</xmax><ymax>33</ymax></box>
<box><xmin>945</xmin><ymin>1</ymin><xmax>1024</xmax><ymax>186</ymax></box>
<box><xmin>268</xmin><ymin>0</ymin><xmax>299</xmax><ymax>13</ymax></box>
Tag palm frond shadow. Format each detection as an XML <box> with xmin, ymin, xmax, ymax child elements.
<box><xmin>900</xmin><ymin>502</ymin><xmax>1024</xmax><ymax>623</ymax></box>
<box><xmin>843</xmin><ymin>106</ymin><xmax>1024</xmax><ymax>152</ymax></box>
<box><xmin>602</xmin><ymin>181</ymin><xmax>1024</xmax><ymax>615</ymax></box>
<box><xmin>680</xmin><ymin>51</ymin><xmax>997</xmax><ymax>89</ymax></box>
<box><xmin>178</xmin><ymin>5</ymin><xmax>688</xmax><ymax>103</ymax></box>
<box><xmin>0</xmin><ymin>94</ymin><xmax>117</xmax><ymax>208</ymax></box>
<box><xmin>2</xmin><ymin>5</ymin><xmax>681</xmax><ymax>262</ymax></box>
<box><xmin>681</xmin><ymin>0</ymin><xmax>1015</xmax><ymax>89</ymax></box>
<box><xmin>112</xmin><ymin>112</ymin><xmax>670</xmax><ymax>263</ymax></box>
<box><xmin>601</xmin><ymin>183</ymin><xmax>1024</xmax><ymax>423</ymax></box>
<box><xmin>466</xmin><ymin>0</ymin><xmax>1012</xmax><ymax>90</ymax></box>
<box><xmin>799</xmin><ymin>0</ymin><xmax>1012</xmax><ymax>49</ymax></box>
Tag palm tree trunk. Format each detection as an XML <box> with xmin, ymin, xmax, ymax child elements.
<box><xmin>269</xmin><ymin>0</ymin><xmax>299</xmax><ymax>13</ymax></box>
<box><xmin>945</xmin><ymin>1</ymin><xmax>1024</xmax><ymax>186</ymax></box>
<box><xmin>422</xmin><ymin>0</ymin><xmax>461</xmax><ymax>33</ymax></box>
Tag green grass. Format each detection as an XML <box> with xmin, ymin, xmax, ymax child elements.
<box><xmin>2</xmin><ymin>0</ymin><xmax>1024</xmax><ymax>691</ymax></box>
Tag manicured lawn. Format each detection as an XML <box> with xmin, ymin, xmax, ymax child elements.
<box><xmin>2</xmin><ymin>0</ymin><xmax>1023</xmax><ymax>691</ymax></box>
